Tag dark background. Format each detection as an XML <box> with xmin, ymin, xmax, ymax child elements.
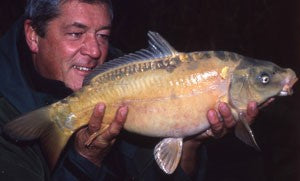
<box><xmin>1</xmin><ymin>0</ymin><xmax>300</xmax><ymax>180</ymax></box>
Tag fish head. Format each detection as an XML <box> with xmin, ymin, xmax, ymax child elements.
<box><xmin>229</xmin><ymin>57</ymin><xmax>298</xmax><ymax>111</ymax></box>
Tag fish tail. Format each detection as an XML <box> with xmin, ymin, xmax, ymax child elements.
<box><xmin>3</xmin><ymin>107</ymin><xmax>52</xmax><ymax>141</ymax></box>
<box><xmin>3</xmin><ymin>106</ymin><xmax>69</xmax><ymax>170</ymax></box>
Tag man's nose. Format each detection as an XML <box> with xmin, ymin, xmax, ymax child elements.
<box><xmin>81</xmin><ymin>34</ymin><xmax>101</xmax><ymax>59</ymax></box>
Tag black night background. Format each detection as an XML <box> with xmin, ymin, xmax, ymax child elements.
<box><xmin>1</xmin><ymin>0</ymin><xmax>300</xmax><ymax>180</ymax></box>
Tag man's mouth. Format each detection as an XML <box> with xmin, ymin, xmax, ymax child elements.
<box><xmin>73</xmin><ymin>65</ymin><xmax>93</xmax><ymax>71</ymax></box>
<box><xmin>72</xmin><ymin>65</ymin><xmax>96</xmax><ymax>77</ymax></box>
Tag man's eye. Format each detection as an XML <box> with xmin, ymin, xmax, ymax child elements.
<box><xmin>68</xmin><ymin>32</ymin><xmax>83</xmax><ymax>38</ymax></box>
<box><xmin>97</xmin><ymin>34</ymin><xmax>110</xmax><ymax>41</ymax></box>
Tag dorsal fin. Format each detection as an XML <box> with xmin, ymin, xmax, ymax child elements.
<box><xmin>83</xmin><ymin>31</ymin><xmax>178</xmax><ymax>85</ymax></box>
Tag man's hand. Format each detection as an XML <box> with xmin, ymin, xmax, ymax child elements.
<box><xmin>205</xmin><ymin>101</ymin><xmax>258</xmax><ymax>139</ymax></box>
<box><xmin>180</xmin><ymin>101</ymin><xmax>259</xmax><ymax>175</ymax></box>
<box><xmin>74</xmin><ymin>103</ymin><xmax>128</xmax><ymax>166</ymax></box>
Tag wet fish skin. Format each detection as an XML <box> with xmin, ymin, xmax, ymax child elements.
<box><xmin>3</xmin><ymin>31</ymin><xmax>298</xmax><ymax>174</ymax></box>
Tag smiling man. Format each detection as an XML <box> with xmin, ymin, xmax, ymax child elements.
<box><xmin>26</xmin><ymin>0</ymin><xmax>112</xmax><ymax>91</ymax></box>
<box><xmin>0</xmin><ymin>0</ymin><xmax>259</xmax><ymax>180</ymax></box>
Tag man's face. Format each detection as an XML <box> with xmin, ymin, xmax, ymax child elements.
<box><xmin>32</xmin><ymin>1</ymin><xmax>111</xmax><ymax>91</ymax></box>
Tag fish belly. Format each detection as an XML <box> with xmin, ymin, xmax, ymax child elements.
<box><xmin>123</xmin><ymin>88</ymin><xmax>224</xmax><ymax>138</ymax></box>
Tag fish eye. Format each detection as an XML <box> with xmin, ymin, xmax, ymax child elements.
<box><xmin>259</xmin><ymin>73</ymin><xmax>270</xmax><ymax>84</ymax></box>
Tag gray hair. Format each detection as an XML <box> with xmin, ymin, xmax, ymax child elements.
<box><xmin>25</xmin><ymin>0</ymin><xmax>113</xmax><ymax>37</ymax></box>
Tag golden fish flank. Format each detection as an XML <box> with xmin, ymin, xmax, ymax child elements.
<box><xmin>4</xmin><ymin>31</ymin><xmax>298</xmax><ymax>174</ymax></box>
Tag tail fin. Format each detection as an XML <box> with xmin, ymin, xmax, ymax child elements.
<box><xmin>3</xmin><ymin>106</ymin><xmax>71</xmax><ymax>170</ymax></box>
<box><xmin>3</xmin><ymin>107</ymin><xmax>52</xmax><ymax>140</ymax></box>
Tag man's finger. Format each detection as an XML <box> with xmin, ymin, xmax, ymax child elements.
<box><xmin>218</xmin><ymin>102</ymin><xmax>236</xmax><ymax>128</ymax></box>
<box><xmin>246</xmin><ymin>101</ymin><xmax>258</xmax><ymax>124</ymax></box>
<box><xmin>207</xmin><ymin>109</ymin><xmax>224</xmax><ymax>137</ymax></box>
<box><xmin>88</xmin><ymin>103</ymin><xmax>106</xmax><ymax>134</ymax></box>
<box><xmin>247</xmin><ymin>101</ymin><xmax>258</xmax><ymax>118</ymax></box>
<box><xmin>100</xmin><ymin>106</ymin><xmax>128</xmax><ymax>142</ymax></box>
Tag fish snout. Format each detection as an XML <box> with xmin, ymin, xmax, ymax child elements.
<box><xmin>279</xmin><ymin>69</ymin><xmax>298</xmax><ymax>96</ymax></box>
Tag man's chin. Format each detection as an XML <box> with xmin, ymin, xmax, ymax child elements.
<box><xmin>65</xmin><ymin>78</ymin><xmax>84</xmax><ymax>91</ymax></box>
<box><xmin>65</xmin><ymin>70</ymin><xmax>90</xmax><ymax>91</ymax></box>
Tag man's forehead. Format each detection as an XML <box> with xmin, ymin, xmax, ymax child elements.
<box><xmin>62</xmin><ymin>21</ymin><xmax>112</xmax><ymax>31</ymax></box>
<box><xmin>60</xmin><ymin>0</ymin><xmax>106</xmax><ymax>5</ymax></box>
<box><xmin>59</xmin><ymin>0</ymin><xmax>108</xmax><ymax>10</ymax></box>
<box><xmin>55</xmin><ymin>1</ymin><xmax>112</xmax><ymax>28</ymax></box>
<box><xmin>59</xmin><ymin>0</ymin><xmax>111</xmax><ymax>15</ymax></box>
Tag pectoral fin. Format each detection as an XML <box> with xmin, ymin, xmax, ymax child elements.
<box><xmin>154</xmin><ymin>138</ymin><xmax>183</xmax><ymax>174</ymax></box>
<box><xmin>235</xmin><ymin>112</ymin><xmax>261</xmax><ymax>151</ymax></box>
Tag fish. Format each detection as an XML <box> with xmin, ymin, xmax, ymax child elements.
<box><xmin>3</xmin><ymin>31</ymin><xmax>298</xmax><ymax>174</ymax></box>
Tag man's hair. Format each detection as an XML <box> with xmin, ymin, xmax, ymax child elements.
<box><xmin>25</xmin><ymin>0</ymin><xmax>113</xmax><ymax>37</ymax></box>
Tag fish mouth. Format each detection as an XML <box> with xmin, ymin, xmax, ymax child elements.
<box><xmin>279</xmin><ymin>90</ymin><xmax>291</xmax><ymax>96</ymax></box>
<box><xmin>278</xmin><ymin>76</ymin><xmax>298</xmax><ymax>96</ymax></box>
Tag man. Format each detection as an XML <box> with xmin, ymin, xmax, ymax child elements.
<box><xmin>0</xmin><ymin>0</ymin><xmax>258</xmax><ymax>180</ymax></box>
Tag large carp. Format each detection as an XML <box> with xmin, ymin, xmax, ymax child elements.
<box><xmin>4</xmin><ymin>31</ymin><xmax>298</xmax><ymax>174</ymax></box>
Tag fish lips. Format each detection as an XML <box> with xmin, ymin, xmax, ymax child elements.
<box><xmin>279</xmin><ymin>76</ymin><xmax>298</xmax><ymax>96</ymax></box>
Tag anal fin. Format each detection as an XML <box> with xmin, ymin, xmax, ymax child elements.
<box><xmin>154</xmin><ymin>138</ymin><xmax>183</xmax><ymax>174</ymax></box>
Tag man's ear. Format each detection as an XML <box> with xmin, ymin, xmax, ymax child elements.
<box><xmin>24</xmin><ymin>19</ymin><xmax>39</xmax><ymax>53</ymax></box>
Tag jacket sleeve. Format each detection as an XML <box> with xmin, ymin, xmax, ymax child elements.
<box><xmin>114</xmin><ymin>138</ymin><xmax>208</xmax><ymax>181</ymax></box>
<box><xmin>0</xmin><ymin>96</ymin><xmax>51</xmax><ymax>181</ymax></box>
<box><xmin>172</xmin><ymin>145</ymin><xmax>208</xmax><ymax>181</ymax></box>
<box><xmin>51</xmin><ymin>144</ymin><xmax>117</xmax><ymax>181</ymax></box>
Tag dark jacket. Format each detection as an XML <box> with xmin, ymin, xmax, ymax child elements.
<box><xmin>0</xmin><ymin>17</ymin><xmax>207</xmax><ymax>181</ymax></box>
